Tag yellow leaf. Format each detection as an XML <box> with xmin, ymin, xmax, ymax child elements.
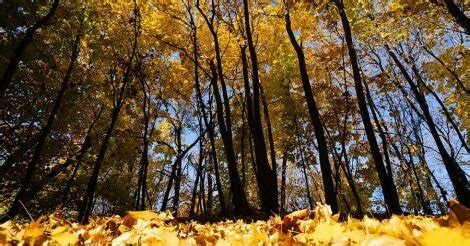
<box><xmin>362</xmin><ymin>235</ymin><xmax>405</xmax><ymax>246</ymax></box>
<box><xmin>420</xmin><ymin>227</ymin><xmax>470</xmax><ymax>246</ymax></box>
<box><xmin>123</xmin><ymin>211</ymin><xmax>161</xmax><ymax>227</ymax></box>
<box><xmin>50</xmin><ymin>226</ymin><xmax>79</xmax><ymax>245</ymax></box>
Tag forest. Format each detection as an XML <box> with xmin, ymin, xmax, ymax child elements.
<box><xmin>0</xmin><ymin>0</ymin><xmax>469</xmax><ymax>244</ymax></box>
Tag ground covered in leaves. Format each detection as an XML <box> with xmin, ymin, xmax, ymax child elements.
<box><xmin>1</xmin><ymin>200</ymin><xmax>469</xmax><ymax>245</ymax></box>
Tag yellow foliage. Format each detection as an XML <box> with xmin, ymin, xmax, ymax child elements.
<box><xmin>1</xmin><ymin>203</ymin><xmax>469</xmax><ymax>245</ymax></box>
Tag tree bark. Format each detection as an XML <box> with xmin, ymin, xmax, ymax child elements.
<box><xmin>387</xmin><ymin>47</ymin><xmax>470</xmax><ymax>207</ymax></box>
<box><xmin>433</xmin><ymin>0</ymin><xmax>470</xmax><ymax>34</ymax></box>
<box><xmin>260</xmin><ymin>86</ymin><xmax>276</xmax><ymax>172</ymax></box>
<box><xmin>407</xmin><ymin>60</ymin><xmax>469</xmax><ymax>153</ymax></box>
<box><xmin>77</xmin><ymin>8</ymin><xmax>139</xmax><ymax>222</ymax></box>
<box><xmin>1</xmin><ymin>32</ymin><xmax>81</xmax><ymax>222</ymax></box>
<box><xmin>280</xmin><ymin>152</ymin><xmax>287</xmax><ymax>215</ymax></box>
<box><xmin>242</xmin><ymin>0</ymin><xmax>279</xmax><ymax>214</ymax></box>
<box><xmin>0</xmin><ymin>0</ymin><xmax>60</xmax><ymax>97</ymax></box>
<box><xmin>209</xmin><ymin>61</ymin><xmax>251</xmax><ymax>215</ymax></box>
<box><xmin>134</xmin><ymin>73</ymin><xmax>152</xmax><ymax>211</ymax></box>
<box><xmin>189</xmin><ymin>11</ymin><xmax>227</xmax><ymax>214</ymax></box>
<box><xmin>61</xmin><ymin>108</ymin><xmax>103</xmax><ymax>209</ymax></box>
<box><xmin>334</xmin><ymin>0</ymin><xmax>402</xmax><ymax>214</ymax></box>
<box><xmin>160</xmin><ymin>130</ymin><xmax>200</xmax><ymax>211</ymax></box>
<box><xmin>285</xmin><ymin>10</ymin><xmax>338</xmax><ymax>214</ymax></box>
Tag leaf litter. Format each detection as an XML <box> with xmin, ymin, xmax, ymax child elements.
<box><xmin>1</xmin><ymin>199</ymin><xmax>469</xmax><ymax>245</ymax></box>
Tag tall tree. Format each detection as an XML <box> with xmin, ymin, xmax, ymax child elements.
<box><xmin>333</xmin><ymin>0</ymin><xmax>402</xmax><ymax>214</ymax></box>
<box><xmin>285</xmin><ymin>7</ymin><xmax>338</xmax><ymax>214</ymax></box>
<box><xmin>242</xmin><ymin>0</ymin><xmax>279</xmax><ymax>214</ymax></box>
<box><xmin>0</xmin><ymin>0</ymin><xmax>60</xmax><ymax>97</ymax></box>
<box><xmin>1</xmin><ymin>31</ymin><xmax>81</xmax><ymax>222</ymax></box>
<box><xmin>387</xmin><ymin>47</ymin><xmax>470</xmax><ymax>208</ymax></box>
<box><xmin>77</xmin><ymin>3</ymin><xmax>140</xmax><ymax>223</ymax></box>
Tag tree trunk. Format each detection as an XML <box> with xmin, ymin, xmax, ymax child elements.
<box><xmin>190</xmin><ymin>121</ymin><xmax>204</xmax><ymax>217</ymax></box>
<box><xmin>260</xmin><ymin>86</ymin><xmax>276</xmax><ymax>172</ymax></box>
<box><xmin>242</xmin><ymin>0</ymin><xmax>278</xmax><ymax>214</ymax></box>
<box><xmin>407</xmin><ymin>61</ymin><xmax>469</xmax><ymax>153</ymax></box>
<box><xmin>285</xmin><ymin>10</ymin><xmax>338</xmax><ymax>214</ymax></box>
<box><xmin>134</xmin><ymin>74</ymin><xmax>152</xmax><ymax>211</ymax></box>
<box><xmin>420</xmin><ymin>44</ymin><xmax>469</xmax><ymax>94</ymax></box>
<box><xmin>280</xmin><ymin>152</ymin><xmax>287</xmax><ymax>215</ymax></box>
<box><xmin>172</xmin><ymin>127</ymin><xmax>183</xmax><ymax>215</ymax></box>
<box><xmin>209</xmin><ymin>61</ymin><xmax>251</xmax><ymax>215</ymax></box>
<box><xmin>387</xmin><ymin>47</ymin><xmax>470</xmax><ymax>207</ymax></box>
<box><xmin>0</xmin><ymin>0</ymin><xmax>59</xmax><ymax>97</ymax></box>
<box><xmin>161</xmin><ymin>129</ymin><xmax>200</xmax><ymax>211</ymax></box>
<box><xmin>1</xmin><ymin>33</ymin><xmax>81</xmax><ymax>222</ymax></box>
<box><xmin>433</xmin><ymin>0</ymin><xmax>470</xmax><ymax>34</ymax></box>
<box><xmin>61</xmin><ymin>108</ymin><xmax>102</xmax><ymax>209</ymax></box>
<box><xmin>334</xmin><ymin>0</ymin><xmax>402</xmax><ymax>214</ymax></box>
<box><xmin>77</xmin><ymin>9</ymin><xmax>139</xmax><ymax>222</ymax></box>
<box><xmin>291</xmin><ymin>113</ymin><xmax>314</xmax><ymax>209</ymax></box>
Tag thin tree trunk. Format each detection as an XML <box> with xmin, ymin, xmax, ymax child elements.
<box><xmin>260</xmin><ymin>86</ymin><xmax>276</xmax><ymax>172</ymax></box>
<box><xmin>240</xmin><ymin>96</ymin><xmax>247</xmax><ymax>189</ymax></box>
<box><xmin>172</xmin><ymin>127</ymin><xmax>183</xmax><ymax>215</ymax></box>
<box><xmin>207</xmin><ymin>172</ymin><xmax>213</xmax><ymax>214</ymax></box>
<box><xmin>293</xmin><ymin>115</ymin><xmax>314</xmax><ymax>210</ymax></box>
<box><xmin>77</xmin><ymin>8</ymin><xmax>140</xmax><ymax>223</ymax></box>
<box><xmin>209</xmin><ymin>61</ymin><xmax>251</xmax><ymax>215</ymax></box>
<box><xmin>134</xmin><ymin>73</ymin><xmax>152</xmax><ymax>211</ymax></box>
<box><xmin>280</xmin><ymin>152</ymin><xmax>287</xmax><ymax>215</ymax></box>
<box><xmin>2</xmin><ymin>32</ymin><xmax>81</xmax><ymax>222</ymax></box>
<box><xmin>433</xmin><ymin>0</ymin><xmax>470</xmax><ymax>34</ymax></box>
<box><xmin>61</xmin><ymin>108</ymin><xmax>103</xmax><ymax>209</ymax></box>
<box><xmin>334</xmin><ymin>0</ymin><xmax>402</xmax><ymax>214</ymax></box>
<box><xmin>387</xmin><ymin>47</ymin><xmax>470</xmax><ymax>207</ymax></box>
<box><xmin>161</xmin><ymin>130</ymin><xmax>201</xmax><ymax>211</ymax></box>
<box><xmin>407</xmin><ymin>61</ymin><xmax>469</xmax><ymax>153</ymax></box>
<box><xmin>242</xmin><ymin>0</ymin><xmax>278</xmax><ymax>214</ymax></box>
<box><xmin>0</xmin><ymin>0</ymin><xmax>59</xmax><ymax>97</ymax></box>
<box><xmin>420</xmin><ymin>44</ymin><xmax>469</xmax><ymax>94</ymax></box>
<box><xmin>363</xmin><ymin>75</ymin><xmax>400</xmax><ymax>201</ymax></box>
<box><xmin>285</xmin><ymin>10</ymin><xmax>338</xmax><ymax>214</ymax></box>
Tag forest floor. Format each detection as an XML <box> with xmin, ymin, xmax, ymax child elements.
<box><xmin>0</xmin><ymin>200</ymin><xmax>469</xmax><ymax>245</ymax></box>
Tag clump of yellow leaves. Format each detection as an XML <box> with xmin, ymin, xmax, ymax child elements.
<box><xmin>1</xmin><ymin>199</ymin><xmax>469</xmax><ymax>245</ymax></box>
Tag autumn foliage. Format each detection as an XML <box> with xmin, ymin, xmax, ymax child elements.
<box><xmin>1</xmin><ymin>0</ymin><xmax>469</xmax><ymax>244</ymax></box>
<box><xmin>1</xmin><ymin>200</ymin><xmax>469</xmax><ymax>245</ymax></box>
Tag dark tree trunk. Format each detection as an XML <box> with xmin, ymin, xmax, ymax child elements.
<box><xmin>434</xmin><ymin>0</ymin><xmax>470</xmax><ymax>34</ymax></box>
<box><xmin>363</xmin><ymin>75</ymin><xmax>401</xmax><ymax>205</ymax></box>
<box><xmin>77</xmin><ymin>9</ymin><xmax>140</xmax><ymax>222</ymax></box>
<box><xmin>1</xmin><ymin>33</ymin><xmax>81</xmax><ymax>222</ymax></box>
<box><xmin>285</xmin><ymin>11</ymin><xmax>338</xmax><ymax>214</ymax></box>
<box><xmin>190</xmin><ymin>13</ymin><xmax>227</xmax><ymax>214</ymax></box>
<box><xmin>134</xmin><ymin>73</ymin><xmax>152</xmax><ymax>211</ymax></box>
<box><xmin>407</xmin><ymin>61</ymin><xmax>469</xmax><ymax>153</ymax></box>
<box><xmin>293</xmin><ymin>115</ymin><xmax>314</xmax><ymax>210</ymax></box>
<box><xmin>172</xmin><ymin>127</ymin><xmax>184</xmax><ymax>215</ymax></box>
<box><xmin>161</xmin><ymin>130</ymin><xmax>200</xmax><ymax>211</ymax></box>
<box><xmin>77</xmin><ymin>90</ymin><xmax>126</xmax><ymax>224</ymax></box>
<box><xmin>195</xmin><ymin>4</ymin><xmax>248</xmax><ymax>214</ymax></box>
<box><xmin>190</xmin><ymin>120</ymin><xmax>204</xmax><ymax>217</ymax></box>
<box><xmin>280</xmin><ymin>152</ymin><xmax>287</xmax><ymax>215</ymax></box>
<box><xmin>209</xmin><ymin>61</ymin><xmax>251</xmax><ymax>215</ymax></box>
<box><xmin>387</xmin><ymin>48</ymin><xmax>470</xmax><ymax>208</ymax></box>
<box><xmin>207</xmin><ymin>172</ymin><xmax>213</xmax><ymax>214</ymax></box>
<box><xmin>334</xmin><ymin>0</ymin><xmax>402</xmax><ymax>214</ymax></box>
<box><xmin>421</xmin><ymin>44</ymin><xmax>469</xmax><ymax>94</ymax></box>
<box><xmin>242</xmin><ymin>0</ymin><xmax>278</xmax><ymax>214</ymax></box>
<box><xmin>240</xmin><ymin>95</ymin><xmax>247</xmax><ymax>189</ymax></box>
<box><xmin>260</xmin><ymin>86</ymin><xmax>276</xmax><ymax>172</ymax></box>
<box><xmin>0</xmin><ymin>0</ymin><xmax>60</xmax><ymax>97</ymax></box>
<box><xmin>61</xmin><ymin>108</ymin><xmax>102</xmax><ymax>209</ymax></box>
